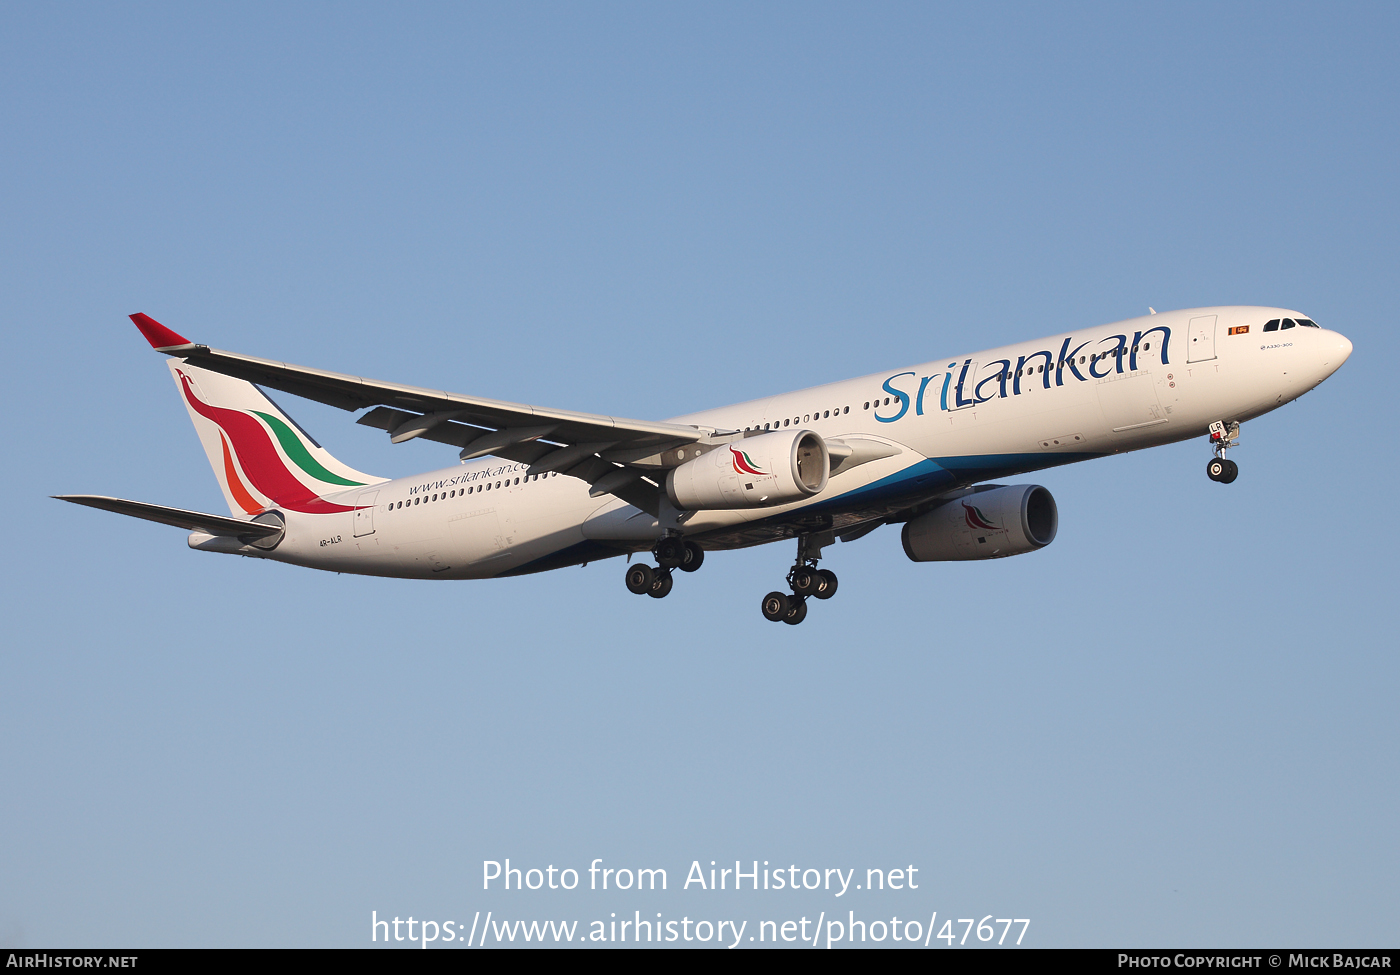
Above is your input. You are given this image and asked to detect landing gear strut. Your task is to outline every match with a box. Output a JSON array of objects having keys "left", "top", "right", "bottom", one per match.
[
  {"left": 761, "top": 532, "right": 838, "bottom": 625},
  {"left": 623, "top": 535, "right": 703, "bottom": 599},
  {"left": 1207, "top": 420, "right": 1240, "bottom": 484}
]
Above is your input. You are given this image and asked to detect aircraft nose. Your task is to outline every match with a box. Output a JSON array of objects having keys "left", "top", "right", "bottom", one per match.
[{"left": 1315, "top": 330, "right": 1353, "bottom": 379}]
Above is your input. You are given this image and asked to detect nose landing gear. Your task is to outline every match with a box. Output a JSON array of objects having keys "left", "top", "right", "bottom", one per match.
[
  {"left": 1206, "top": 457, "right": 1238, "bottom": 483},
  {"left": 1207, "top": 420, "right": 1240, "bottom": 484},
  {"left": 761, "top": 532, "right": 838, "bottom": 624}
]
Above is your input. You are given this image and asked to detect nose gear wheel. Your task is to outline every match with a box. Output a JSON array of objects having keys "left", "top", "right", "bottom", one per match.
[
  {"left": 1207, "top": 458, "right": 1238, "bottom": 483},
  {"left": 1206, "top": 420, "right": 1241, "bottom": 484}
]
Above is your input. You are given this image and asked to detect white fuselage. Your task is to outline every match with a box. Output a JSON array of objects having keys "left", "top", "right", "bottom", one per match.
[{"left": 232, "top": 306, "right": 1350, "bottom": 579}]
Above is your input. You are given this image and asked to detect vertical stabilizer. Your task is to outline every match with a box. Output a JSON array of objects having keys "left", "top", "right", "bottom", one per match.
[{"left": 168, "top": 360, "right": 385, "bottom": 516}]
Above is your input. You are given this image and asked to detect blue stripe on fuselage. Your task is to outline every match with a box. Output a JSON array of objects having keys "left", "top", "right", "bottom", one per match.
[{"left": 805, "top": 450, "right": 1100, "bottom": 513}]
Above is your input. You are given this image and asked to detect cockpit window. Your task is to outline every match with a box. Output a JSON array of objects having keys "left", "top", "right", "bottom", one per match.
[
  {"left": 1263, "top": 319, "right": 1280, "bottom": 332},
  {"left": 1297, "top": 318, "right": 1321, "bottom": 328},
  {"left": 1281, "top": 318, "right": 1296, "bottom": 329}
]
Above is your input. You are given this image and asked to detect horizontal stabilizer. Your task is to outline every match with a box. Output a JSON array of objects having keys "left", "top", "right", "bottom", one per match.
[{"left": 54, "top": 495, "right": 284, "bottom": 538}]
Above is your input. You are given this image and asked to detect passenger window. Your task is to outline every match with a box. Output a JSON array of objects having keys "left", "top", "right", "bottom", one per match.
[
  {"left": 863, "top": 402, "right": 869, "bottom": 410},
  {"left": 804, "top": 415, "right": 810, "bottom": 423},
  {"left": 1143, "top": 343, "right": 1150, "bottom": 351},
  {"left": 1263, "top": 319, "right": 1280, "bottom": 331},
  {"left": 1281, "top": 318, "right": 1296, "bottom": 329},
  {"left": 884, "top": 398, "right": 890, "bottom": 406},
  {"left": 843, "top": 406, "right": 849, "bottom": 414}
]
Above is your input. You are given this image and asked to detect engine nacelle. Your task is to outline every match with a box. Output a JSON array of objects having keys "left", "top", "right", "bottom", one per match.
[
  {"left": 666, "top": 430, "right": 829, "bottom": 510},
  {"left": 901, "top": 484, "right": 1058, "bottom": 562}
]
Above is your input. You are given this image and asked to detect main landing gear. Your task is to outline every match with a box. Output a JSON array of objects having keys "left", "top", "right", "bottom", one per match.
[
  {"left": 761, "top": 534, "right": 838, "bottom": 625},
  {"left": 623, "top": 535, "right": 704, "bottom": 599},
  {"left": 1206, "top": 420, "right": 1241, "bottom": 484}
]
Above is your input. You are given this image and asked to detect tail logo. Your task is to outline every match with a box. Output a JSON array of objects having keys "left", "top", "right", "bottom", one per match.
[
  {"left": 730, "top": 447, "right": 768, "bottom": 477},
  {"left": 177, "top": 369, "right": 364, "bottom": 515}
]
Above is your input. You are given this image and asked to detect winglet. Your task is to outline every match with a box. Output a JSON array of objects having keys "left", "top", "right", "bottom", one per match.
[{"left": 130, "top": 313, "right": 196, "bottom": 351}]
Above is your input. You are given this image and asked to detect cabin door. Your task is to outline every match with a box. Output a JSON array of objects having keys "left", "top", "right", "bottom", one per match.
[
  {"left": 352, "top": 491, "right": 378, "bottom": 537},
  {"left": 1186, "top": 315, "right": 1218, "bottom": 363}
]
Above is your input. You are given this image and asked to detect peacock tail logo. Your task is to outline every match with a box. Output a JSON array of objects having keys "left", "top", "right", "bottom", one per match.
[
  {"left": 962, "top": 501, "right": 1000, "bottom": 531},
  {"left": 177, "top": 369, "right": 366, "bottom": 515},
  {"left": 730, "top": 446, "right": 768, "bottom": 477}
]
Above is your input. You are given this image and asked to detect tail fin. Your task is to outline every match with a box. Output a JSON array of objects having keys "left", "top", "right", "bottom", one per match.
[{"left": 168, "top": 360, "right": 385, "bottom": 516}]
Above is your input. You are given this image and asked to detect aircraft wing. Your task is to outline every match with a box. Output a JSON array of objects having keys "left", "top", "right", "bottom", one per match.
[{"left": 131, "top": 314, "right": 716, "bottom": 513}]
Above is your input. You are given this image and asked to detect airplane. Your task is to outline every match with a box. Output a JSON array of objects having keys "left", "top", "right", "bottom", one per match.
[{"left": 57, "top": 307, "right": 1351, "bottom": 624}]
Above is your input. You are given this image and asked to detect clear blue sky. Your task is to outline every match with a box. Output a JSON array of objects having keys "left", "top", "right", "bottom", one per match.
[{"left": 2, "top": 1, "right": 1396, "bottom": 948}]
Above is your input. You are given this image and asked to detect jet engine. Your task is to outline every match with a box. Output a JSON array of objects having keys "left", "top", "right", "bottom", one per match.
[
  {"left": 901, "top": 484, "right": 1057, "bottom": 562},
  {"left": 666, "top": 430, "right": 829, "bottom": 510}
]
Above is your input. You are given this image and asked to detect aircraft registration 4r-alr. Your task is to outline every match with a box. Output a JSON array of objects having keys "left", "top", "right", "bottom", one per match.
[{"left": 59, "top": 308, "right": 1351, "bottom": 625}]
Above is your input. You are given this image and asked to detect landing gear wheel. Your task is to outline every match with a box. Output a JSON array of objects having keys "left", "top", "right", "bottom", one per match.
[
  {"left": 1218, "top": 459, "right": 1239, "bottom": 483},
  {"left": 761, "top": 591, "right": 791, "bottom": 622},
  {"left": 814, "top": 569, "right": 839, "bottom": 599},
  {"left": 625, "top": 563, "right": 655, "bottom": 594},
  {"left": 647, "top": 568, "right": 673, "bottom": 599},
  {"left": 655, "top": 536, "right": 686, "bottom": 569},
  {"left": 783, "top": 595, "right": 808, "bottom": 625},
  {"left": 1207, "top": 458, "right": 1226, "bottom": 481},
  {"left": 791, "top": 566, "right": 821, "bottom": 597},
  {"left": 678, "top": 541, "right": 705, "bottom": 573}
]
